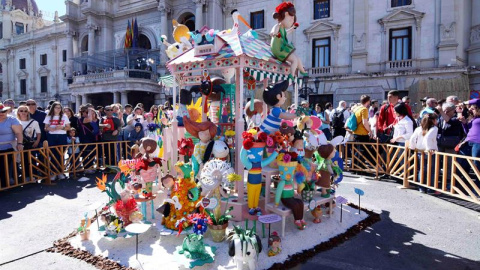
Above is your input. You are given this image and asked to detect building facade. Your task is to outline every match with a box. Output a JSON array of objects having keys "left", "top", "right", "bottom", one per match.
[{"left": 0, "top": 0, "right": 479, "bottom": 112}]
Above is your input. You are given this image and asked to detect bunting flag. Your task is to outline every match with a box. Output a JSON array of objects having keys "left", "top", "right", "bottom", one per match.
[
  {"left": 132, "top": 17, "right": 139, "bottom": 48},
  {"left": 124, "top": 20, "right": 132, "bottom": 49}
]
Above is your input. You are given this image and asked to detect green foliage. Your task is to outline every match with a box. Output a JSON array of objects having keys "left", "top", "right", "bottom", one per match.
[
  {"left": 228, "top": 225, "right": 260, "bottom": 255},
  {"left": 204, "top": 206, "right": 233, "bottom": 225}
]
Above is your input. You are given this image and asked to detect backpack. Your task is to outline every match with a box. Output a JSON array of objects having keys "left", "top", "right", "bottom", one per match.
[
  {"left": 346, "top": 110, "right": 358, "bottom": 132},
  {"left": 331, "top": 109, "right": 346, "bottom": 130}
]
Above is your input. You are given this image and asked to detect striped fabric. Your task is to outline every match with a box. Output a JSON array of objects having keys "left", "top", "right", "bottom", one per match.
[
  {"left": 158, "top": 75, "right": 175, "bottom": 87},
  {"left": 245, "top": 67, "right": 303, "bottom": 88}
]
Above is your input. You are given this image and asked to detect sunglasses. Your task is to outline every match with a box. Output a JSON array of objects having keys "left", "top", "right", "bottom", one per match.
[
  {"left": 0, "top": 111, "right": 7, "bottom": 113},
  {"left": 18, "top": 110, "right": 28, "bottom": 112},
  {"left": 26, "top": 103, "right": 36, "bottom": 106}
]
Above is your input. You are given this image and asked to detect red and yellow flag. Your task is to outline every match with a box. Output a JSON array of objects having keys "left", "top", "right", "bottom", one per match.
[{"left": 124, "top": 20, "right": 132, "bottom": 49}]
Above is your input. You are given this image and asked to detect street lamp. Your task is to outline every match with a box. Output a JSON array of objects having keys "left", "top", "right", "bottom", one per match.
[
  {"left": 299, "top": 74, "right": 314, "bottom": 99},
  {"left": 314, "top": 77, "right": 320, "bottom": 92}
]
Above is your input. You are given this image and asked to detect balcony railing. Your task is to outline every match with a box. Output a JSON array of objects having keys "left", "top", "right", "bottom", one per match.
[
  {"left": 73, "top": 69, "right": 157, "bottom": 83},
  {"left": 309, "top": 66, "right": 332, "bottom": 76},
  {"left": 388, "top": 59, "right": 414, "bottom": 69}
]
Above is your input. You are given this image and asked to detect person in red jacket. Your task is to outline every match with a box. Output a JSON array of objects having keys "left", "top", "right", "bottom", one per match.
[{"left": 377, "top": 90, "right": 413, "bottom": 143}]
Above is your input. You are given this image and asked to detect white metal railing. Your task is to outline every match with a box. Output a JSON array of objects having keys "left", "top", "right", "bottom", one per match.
[
  {"left": 388, "top": 59, "right": 414, "bottom": 69},
  {"left": 309, "top": 66, "right": 332, "bottom": 75},
  {"left": 73, "top": 69, "right": 156, "bottom": 83}
]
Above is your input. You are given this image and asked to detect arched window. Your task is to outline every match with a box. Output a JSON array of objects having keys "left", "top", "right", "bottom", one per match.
[
  {"left": 138, "top": 34, "right": 152, "bottom": 50},
  {"left": 179, "top": 13, "right": 196, "bottom": 31}
]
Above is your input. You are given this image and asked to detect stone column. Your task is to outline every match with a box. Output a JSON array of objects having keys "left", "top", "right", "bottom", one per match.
[
  {"left": 113, "top": 92, "right": 119, "bottom": 104},
  {"left": 76, "top": 95, "right": 81, "bottom": 107},
  {"left": 194, "top": 0, "right": 205, "bottom": 30},
  {"left": 120, "top": 91, "right": 128, "bottom": 105},
  {"left": 87, "top": 24, "right": 96, "bottom": 71},
  {"left": 81, "top": 94, "right": 87, "bottom": 104},
  {"left": 65, "top": 30, "right": 74, "bottom": 78},
  {"left": 351, "top": 0, "right": 368, "bottom": 73},
  {"left": 158, "top": 4, "right": 171, "bottom": 65}
]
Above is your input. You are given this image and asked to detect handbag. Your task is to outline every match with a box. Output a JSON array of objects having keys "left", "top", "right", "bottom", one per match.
[
  {"left": 379, "top": 127, "right": 394, "bottom": 143},
  {"left": 22, "top": 120, "right": 36, "bottom": 148}
]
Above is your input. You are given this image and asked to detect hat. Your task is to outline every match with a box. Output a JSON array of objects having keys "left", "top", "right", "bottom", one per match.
[
  {"left": 0, "top": 103, "right": 11, "bottom": 112},
  {"left": 420, "top": 97, "right": 430, "bottom": 102},
  {"left": 134, "top": 123, "right": 143, "bottom": 128},
  {"left": 301, "top": 100, "right": 309, "bottom": 105},
  {"left": 144, "top": 112, "right": 153, "bottom": 118}
]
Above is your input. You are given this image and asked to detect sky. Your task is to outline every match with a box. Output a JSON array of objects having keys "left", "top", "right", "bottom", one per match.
[{"left": 35, "top": 0, "right": 66, "bottom": 20}]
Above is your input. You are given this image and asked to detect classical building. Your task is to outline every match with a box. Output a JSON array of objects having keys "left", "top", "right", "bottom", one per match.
[{"left": 1, "top": 0, "right": 480, "bottom": 112}]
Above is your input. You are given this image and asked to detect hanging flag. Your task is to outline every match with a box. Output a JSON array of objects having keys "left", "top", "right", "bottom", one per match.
[
  {"left": 132, "top": 17, "right": 139, "bottom": 48},
  {"left": 124, "top": 20, "right": 132, "bottom": 49}
]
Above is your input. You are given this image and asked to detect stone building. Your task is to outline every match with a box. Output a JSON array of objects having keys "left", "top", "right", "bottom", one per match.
[{"left": 1, "top": 0, "right": 480, "bottom": 112}]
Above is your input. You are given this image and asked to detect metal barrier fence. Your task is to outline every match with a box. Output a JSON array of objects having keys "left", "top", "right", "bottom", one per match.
[
  {"left": 340, "top": 142, "right": 480, "bottom": 205},
  {"left": 0, "top": 141, "right": 133, "bottom": 191}
]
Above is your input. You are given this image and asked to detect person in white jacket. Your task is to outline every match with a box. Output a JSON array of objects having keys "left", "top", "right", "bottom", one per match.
[
  {"left": 391, "top": 103, "right": 415, "bottom": 146},
  {"left": 409, "top": 113, "right": 439, "bottom": 193}
]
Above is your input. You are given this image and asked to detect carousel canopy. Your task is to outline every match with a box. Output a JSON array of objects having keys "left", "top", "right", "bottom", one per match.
[{"left": 166, "top": 31, "right": 303, "bottom": 87}]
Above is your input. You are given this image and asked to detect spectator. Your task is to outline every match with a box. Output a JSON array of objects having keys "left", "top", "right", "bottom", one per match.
[
  {"left": 150, "top": 105, "right": 159, "bottom": 118},
  {"left": 19, "top": 101, "right": 26, "bottom": 106},
  {"left": 369, "top": 111, "right": 380, "bottom": 139},
  {"left": 143, "top": 112, "right": 155, "bottom": 133},
  {"left": 391, "top": 103, "right": 414, "bottom": 146},
  {"left": 77, "top": 106, "right": 97, "bottom": 174},
  {"left": 44, "top": 102, "right": 70, "bottom": 181},
  {"left": 420, "top": 98, "right": 439, "bottom": 118},
  {"left": 409, "top": 113, "right": 439, "bottom": 193},
  {"left": 97, "top": 106, "right": 105, "bottom": 117},
  {"left": 128, "top": 123, "right": 144, "bottom": 147},
  {"left": 63, "top": 107, "right": 78, "bottom": 132},
  {"left": 0, "top": 103, "right": 23, "bottom": 187},
  {"left": 378, "top": 90, "right": 402, "bottom": 143},
  {"left": 420, "top": 96, "right": 429, "bottom": 109},
  {"left": 100, "top": 105, "right": 121, "bottom": 165},
  {"left": 3, "top": 99, "right": 16, "bottom": 118},
  {"left": 352, "top": 95, "right": 372, "bottom": 143},
  {"left": 446, "top": 95, "right": 460, "bottom": 105},
  {"left": 438, "top": 103, "right": 464, "bottom": 153},
  {"left": 127, "top": 106, "right": 144, "bottom": 129},
  {"left": 123, "top": 104, "right": 133, "bottom": 127},
  {"left": 459, "top": 100, "right": 480, "bottom": 170},
  {"left": 17, "top": 105, "right": 41, "bottom": 150},
  {"left": 66, "top": 128, "right": 81, "bottom": 170},
  {"left": 402, "top": 96, "right": 411, "bottom": 106},
  {"left": 27, "top": 99, "right": 47, "bottom": 145},
  {"left": 45, "top": 100, "right": 56, "bottom": 114},
  {"left": 331, "top": 100, "right": 349, "bottom": 138},
  {"left": 316, "top": 104, "right": 332, "bottom": 140},
  {"left": 369, "top": 99, "right": 378, "bottom": 118},
  {"left": 325, "top": 102, "right": 334, "bottom": 120}
]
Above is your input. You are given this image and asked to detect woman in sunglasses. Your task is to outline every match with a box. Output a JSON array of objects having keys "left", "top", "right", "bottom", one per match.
[{"left": 17, "top": 105, "right": 41, "bottom": 182}]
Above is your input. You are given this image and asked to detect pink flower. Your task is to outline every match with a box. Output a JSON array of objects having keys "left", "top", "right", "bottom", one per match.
[
  {"left": 266, "top": 136, "right": 274, "bottom": 147},
  {"left": 283, "top": 154, "right": 291, "bottom": 163}
]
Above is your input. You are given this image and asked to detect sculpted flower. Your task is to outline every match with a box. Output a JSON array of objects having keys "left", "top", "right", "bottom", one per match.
[
  {"left": 283, "top": 153, "right": 291, "bottom": 163},
  {"left": 243, "top": 138, "right": 254, "bottom": 150}
]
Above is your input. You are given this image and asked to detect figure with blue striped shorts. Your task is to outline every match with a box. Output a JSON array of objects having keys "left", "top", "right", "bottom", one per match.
[{"left": 260, "top": 80, "right": 297, "bottom": 134}]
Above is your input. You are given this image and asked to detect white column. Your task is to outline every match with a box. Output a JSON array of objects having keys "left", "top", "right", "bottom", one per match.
[
  {"left": 81, "top": 94, "right": 87, "bottom": 104},
  {"left": 194, "top": 0, "right": 204, "bottom": 30},
  {"left": 76, "top": 95, "right": 81, "bottom": 107},
  {"left": 66, "top": 31, "right": 74, "bottom": 78},
  {"left": 159, "top": 5, "right": 170, "bottom": 64},
  {"left": 113, "top": 92, "right": 119, "bottom": 104},
  {"left": 87, "top": 24, "right": 96, "bottom": 71},
  {"left": 171, "top": 75, "right": 179, "bottom": 176},
  {"left": 234, "top": 66, "right": 245, "bottom": 204},
  {"left": 120, "top": 91, "right": 128, "bottom": 105}
]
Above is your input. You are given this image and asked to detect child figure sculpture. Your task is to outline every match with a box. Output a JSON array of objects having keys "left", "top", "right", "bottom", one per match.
[
  {"left": 260, "top": 80, "right": 297, "bottom": 135},
  {"left": 270, "top": 2, "right": 307, "bottom": 78},
  {"left": 240, "top": 130, "right": 279, "bottom": 216},
  {"left": 275, "top": 152, "right": 306, "bottom": 230},
  {"left": 183, "top": 116, "right": 218, "bottom": 178}
]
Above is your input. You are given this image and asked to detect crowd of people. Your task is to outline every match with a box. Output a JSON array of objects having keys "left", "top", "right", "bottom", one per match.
[
  {"left": 1, "top": 91, "right": 479, "bottom": 192},
  {"left": 0, "top": 98, "right": 174, "bottom": 187}
]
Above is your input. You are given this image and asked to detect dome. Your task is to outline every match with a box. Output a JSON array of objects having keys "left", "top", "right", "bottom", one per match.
[{"left": 2, "top": 0, "right": 39, "bottom": 16}]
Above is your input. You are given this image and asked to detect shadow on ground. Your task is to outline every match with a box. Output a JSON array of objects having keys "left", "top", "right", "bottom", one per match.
[
  {"left": 294, "top": 210, "right": 480, "bottom": 270},
  {"left": 0, "top": 172, "right": 109, "bottom": 220}
]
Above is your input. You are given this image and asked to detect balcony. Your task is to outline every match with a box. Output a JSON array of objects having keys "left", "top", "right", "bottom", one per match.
[
  {"left": 387, "top": 59, "right": 414, "bottom": 70},
  {"left": 309, "top": 66, "right": 332, "bottom": 76},
  {"left": 73, "top": 69, "right": 157, "bottom": 84}
]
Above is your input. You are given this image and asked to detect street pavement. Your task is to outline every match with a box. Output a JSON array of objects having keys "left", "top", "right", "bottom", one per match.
[{"left": 0, "top": 172, "right": 479, "bottom": 270}]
